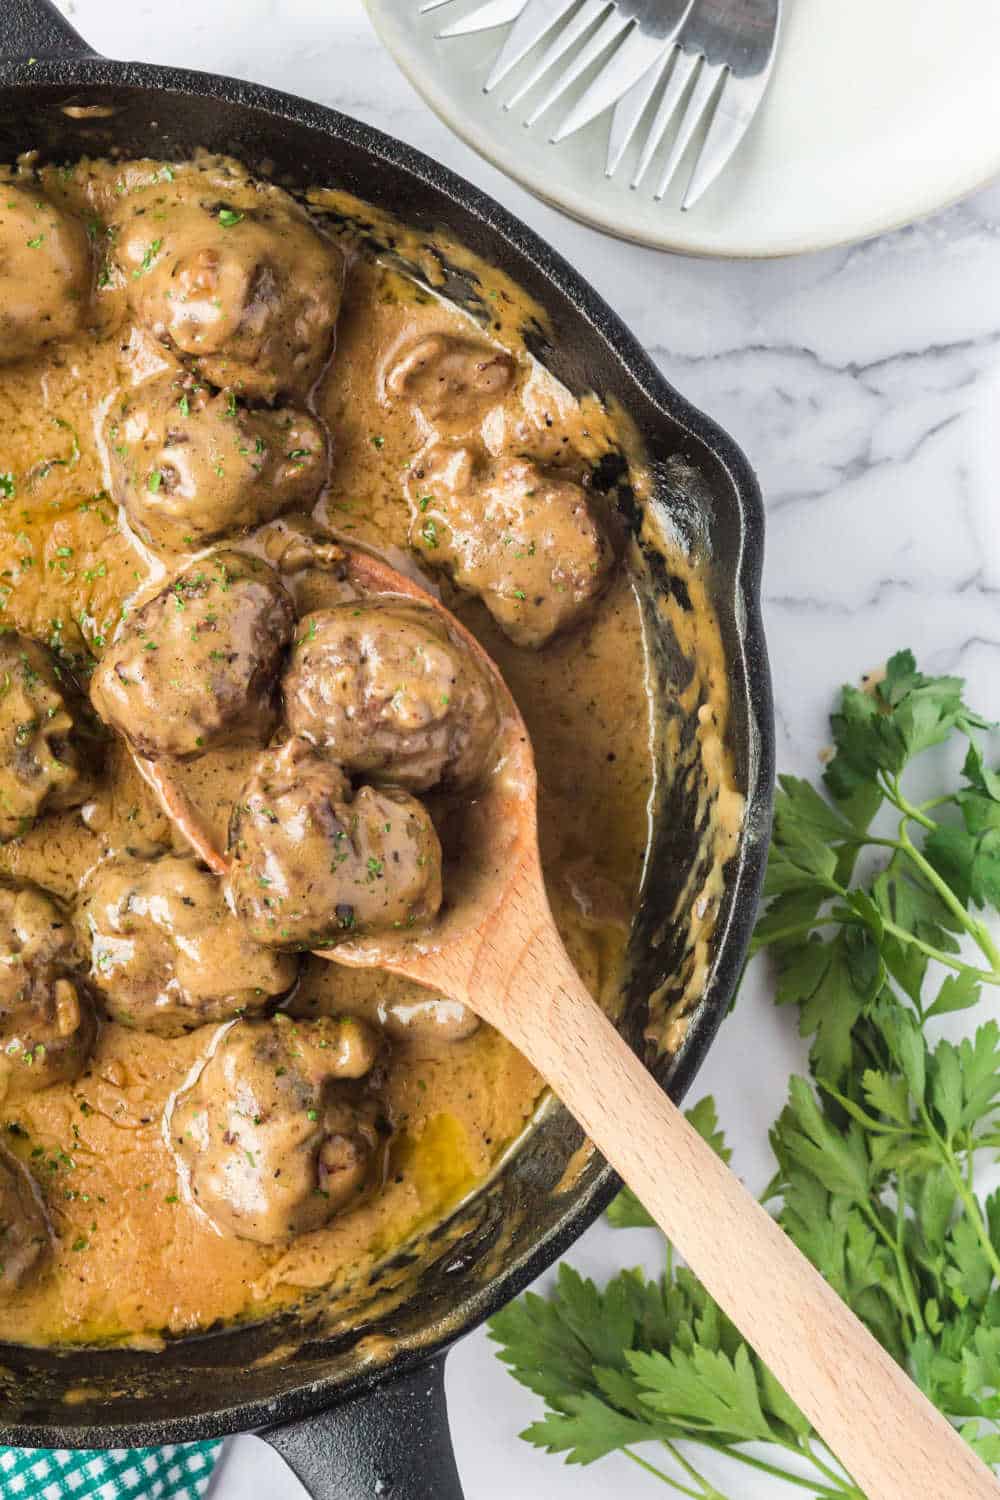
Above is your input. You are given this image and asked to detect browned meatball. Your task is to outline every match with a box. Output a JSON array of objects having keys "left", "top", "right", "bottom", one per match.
[
  {"left": 384, "top": 334, "right": 516, "bottom": 434},
  {"left": 90, "top": 551, "right": 295, "bottom": 759},
  {"left": 76, "top": 854, "right": 298, "bottom": 1036},
  {"left": 282, "top": 601, "right": 498, "bottom": 791},
  {"left": 0, "top": 1148, "right": 51, "bottom": 1294},
  {"left": 106, "top": 367, "right": 328, "bottom": 551},
  {"left": 171, "top": 1014, "right": 379, "bottom": 1244},
  {"left": 0, "top": 881, "right": 96, "bottom": 1100},
  {"left": 409, "top": 448, "right": 615, "bottom": 648},
  {"left": 227, "top": 737, "right": 443, "bottom": 950},
  {"left": 0, "top": 881, "right": 76, "bottom": 970},
  {"left": 0, "top": 183, "right": 91, "bottom": 363},
  {"left": 117, "top": 194, "right": 342, "bottom": 401},
  {"left": 0, "top": 634, "right": 103, "bottom": 842}
]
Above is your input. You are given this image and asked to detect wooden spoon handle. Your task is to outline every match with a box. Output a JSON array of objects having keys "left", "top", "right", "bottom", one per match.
[{"left": 493, "top": 924, "right": 999, "bottom": 1500}]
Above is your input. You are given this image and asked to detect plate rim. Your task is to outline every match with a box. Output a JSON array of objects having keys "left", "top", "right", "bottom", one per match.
[{"left": 364, "top": 0, "right": 1000, "bottom": 259}]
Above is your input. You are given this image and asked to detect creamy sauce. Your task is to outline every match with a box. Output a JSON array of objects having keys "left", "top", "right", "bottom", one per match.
[{"left": 0, "top": 155, "right": 654, "bottom": 1346}]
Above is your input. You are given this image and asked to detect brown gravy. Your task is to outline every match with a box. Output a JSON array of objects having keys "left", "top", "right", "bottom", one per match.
[{"left": 0, "top": 155, "right": 654, "bottom": 1346}]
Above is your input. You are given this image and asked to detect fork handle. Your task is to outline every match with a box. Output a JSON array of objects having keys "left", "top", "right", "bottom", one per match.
[{"left": 486, "top": 915, "right": 1000, "bottom": 1500}]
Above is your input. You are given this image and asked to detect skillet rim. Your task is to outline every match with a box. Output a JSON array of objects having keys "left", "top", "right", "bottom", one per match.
[{"left": 0, "top": 53, "right": 775, "bottom": 1447}]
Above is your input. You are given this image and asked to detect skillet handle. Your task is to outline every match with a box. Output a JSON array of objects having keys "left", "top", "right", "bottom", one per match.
[
  {"left": 5, "top": 0, "right": 95, "bottom": 59},
  {"left": 260, "top": 1353, "right": 465, "bottom": 1500}
]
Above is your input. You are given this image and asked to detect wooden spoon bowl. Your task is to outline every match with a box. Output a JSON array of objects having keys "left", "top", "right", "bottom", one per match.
[{"left": 135, "top": 547, "right": 999, "bottom": 1500}]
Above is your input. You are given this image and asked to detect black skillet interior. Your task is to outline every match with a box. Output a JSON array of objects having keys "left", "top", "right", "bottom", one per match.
[{"left": 0, "top": 0, "right": 773, "bottom": 1484}]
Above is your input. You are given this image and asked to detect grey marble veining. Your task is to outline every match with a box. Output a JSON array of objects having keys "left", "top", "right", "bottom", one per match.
[{"left": 23, "top": 3, "right": 1000, "bottom": 1495}]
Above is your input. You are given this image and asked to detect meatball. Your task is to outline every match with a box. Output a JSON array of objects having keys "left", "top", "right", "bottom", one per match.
[
  {"left": 0, "top": 881, "right": 96, "bottom": 1100},
  {"left": 90, "top": 551, "right": 295, "bottom": 758},
  {"left": 384, "top": 334, "right": 516, "bottom": 434},
  {"left": 0, "top": 1149, "right": 51, "bottom": 1294},
  {"left": 76, "top": 854, "right": 298, "bottom": 1036},
  {"left": 117, "top": 195, "right": 342, "bottom": 401},
  {"left": 0, "top": 880, "right": 76, "bottom": 970},
  {"left": 106, "top": 368, "right": 328, "bottom": 551},
  {"left": 172, "top": 1013, "right": 379, "bottom": 1244},
  {"left": 410, "top": 449, "right": 615, "bottom": 648},
  {"left": 0, "top": 633, "right": 103, "bottom": 842},
  {"left": 283, "top": 601, "right": 498, "bottom": 791},
  {"left": 227, "top": 737, "right": 443, "bottom": 950},
  {"left": 0, "top": 183, "right": 91, "bottom": 363}
]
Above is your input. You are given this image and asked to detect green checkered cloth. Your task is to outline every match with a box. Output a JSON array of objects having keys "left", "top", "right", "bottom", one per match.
[{"left": 0, "top": 1442, "right": 222, "bottom": 1499}]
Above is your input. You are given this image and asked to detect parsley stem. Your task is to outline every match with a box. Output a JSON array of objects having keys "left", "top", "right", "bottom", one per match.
[
  {"left": 888, "top": 790, "right": 937, "bottom": 833},
  {"left": 814, "top": 1105, "right": 923, "bottom": 1337},
  {"left": 754, "top": 861, "right": 998, "bottom": 980},
  {"left": 936, "top": 1131, "right": 1000, "bottom": 1282},
  {"left": 966, "top": 1133, "right": 1000, "bottom": 1151},
  {"left": 880, "top": 774, "right": 1000, "bottom": 972},
  {"left": 876, "top": 913, "right": 997, "bottom": 983},
  {"left": 710, "top": 1442, "right": 852, "bottom": 1497},
  {"left": 654, "top": 1439, "right": 850, "bottom": 1498},
  {"left": 895, "top": 816, "right": 1000, "bottom": 974},
  {"left": 918, "top": 793, "right": 959, "bottom": 815},
  {"left": 659, "top": 1439, "right": 729, "bottom": 1497},
  {"left": 623, "top": 1446, "right": 707, "bottom": 1495},
  {"left": 750, "top": 917, "right": 841, "bottom": 953},
  {"left": 893, "top": 1169, "right": 926, "bottom": 1337},
  {"left": 800, "top": 1438, "right": 863, "bottom": 1495},
  {"left": 916, "top": 1101, "right": 1000, "bottom": 1280},
  {"left": 856, "top": 1194, "right": 925, "bottom": 1337}
]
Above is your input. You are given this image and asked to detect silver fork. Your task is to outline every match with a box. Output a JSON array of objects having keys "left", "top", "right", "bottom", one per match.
[
  {"left": 484, "top": 0, "right": 693, "bottom": 135},
  {"left": 422, "top": 0, "right": 782, "bottom": 209},
  {"left": 608, "top": 0, "right": 781, "bottom": 206}
]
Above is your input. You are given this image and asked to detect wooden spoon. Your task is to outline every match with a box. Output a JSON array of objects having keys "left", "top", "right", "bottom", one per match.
[{"left": 139, "top": 549, "right": 999, "bottom": 1500}]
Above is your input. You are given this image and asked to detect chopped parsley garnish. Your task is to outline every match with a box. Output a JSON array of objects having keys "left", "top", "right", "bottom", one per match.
[{"left": 132, "top": 237, "right": 163, "bottom": 278}]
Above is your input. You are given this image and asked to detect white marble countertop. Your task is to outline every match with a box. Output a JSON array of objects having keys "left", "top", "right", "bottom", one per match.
[{"left": 31, "top": 1, "right": 1000, "bottom": 1495}]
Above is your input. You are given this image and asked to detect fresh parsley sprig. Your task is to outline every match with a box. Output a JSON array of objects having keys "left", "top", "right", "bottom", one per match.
[
  {"left": 493, "top": 1103, "right": 871, "bottom": 1498},
  {"left": 490, "top": 651, "right": 1000, "bottom": 1497}
]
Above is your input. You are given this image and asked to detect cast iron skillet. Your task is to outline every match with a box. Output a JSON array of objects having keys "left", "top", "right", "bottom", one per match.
[{"left": 0, "top": 3, "right": 774, "bottom": 1496}]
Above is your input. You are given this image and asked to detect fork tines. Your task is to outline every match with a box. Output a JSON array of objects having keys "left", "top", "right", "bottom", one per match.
[{"left": 422, "top": 0, "right": 782, "bottom": 210}]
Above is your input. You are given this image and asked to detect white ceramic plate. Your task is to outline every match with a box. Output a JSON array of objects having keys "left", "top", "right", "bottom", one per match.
[{"left": 364, "top": 0, "right": 1000, "bottom": 257}]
